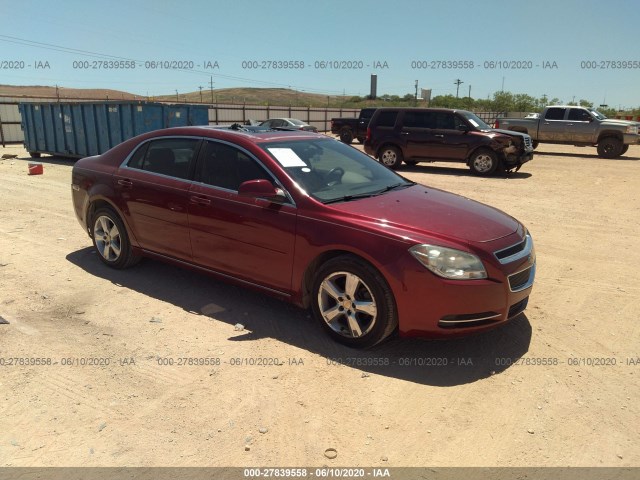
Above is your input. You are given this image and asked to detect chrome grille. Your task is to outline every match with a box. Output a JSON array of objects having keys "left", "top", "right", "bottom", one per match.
[
  {"left": 494, "top": 234, "right": 533, "bottom": 264},
  {"left": 523, "top": 135, "right": 533, "bottom": 150},
  {"left": 508, "top": 265, "right": 535, "bottom": 292}
]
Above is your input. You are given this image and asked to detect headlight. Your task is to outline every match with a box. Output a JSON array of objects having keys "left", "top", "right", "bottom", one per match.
[
  {"left": 626, "top": 125, "right": 638, "bottom": 134},
  {"left": 409, "top": 244, "right": 487, "bottom": 280}
]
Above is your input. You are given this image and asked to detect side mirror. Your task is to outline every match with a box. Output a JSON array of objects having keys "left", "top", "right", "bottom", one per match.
[{"left": 238, "top": 179, "right": 286, "bottom": 202}]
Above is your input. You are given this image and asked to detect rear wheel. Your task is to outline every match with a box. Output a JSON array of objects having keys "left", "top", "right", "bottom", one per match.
[
  {"left": 404, "top": 159, "right": 419, "bottom": 166},
  {"left": 469, "top": 148, "right": 499, "bottom": 176},
  {"left": 378, "top": 145, "right": 403, "bottom": 169},
  {"left": 29, "top": 151, "right": 41, "bottom": 158},
  {"left": 356, "top": 136, "right": 365, "bottom": 144},
  {"left": 532, "top": 141, "right": 539, "bottom": 149},
  {"left": 597, "top": 137, "right": 623, "bottom": 158},
  {"left": 91, "top": 207, "right": 140, "bottom": 269},
  {"left": 339, "top": 128, "right": 354, "bottom": 144},
  {"left": 312, "top": 256, "right": 397, "bottom": 348}
]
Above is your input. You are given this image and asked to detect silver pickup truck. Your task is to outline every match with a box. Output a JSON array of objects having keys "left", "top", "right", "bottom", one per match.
[{"left": 495, "top": 106, "right": 640, "bottom": 158}]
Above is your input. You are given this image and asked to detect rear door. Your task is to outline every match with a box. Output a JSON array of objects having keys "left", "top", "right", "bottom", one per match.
[
  {"left": 188, "top": 140, "right": 297, "bottom": 292},
  {"left": 114, "top": 137, "right": 201, "bottom": 261},
  {"left": 539, "top": 107, "right": 569, "bottom": 141},
  {"left": 401, "top": 110, "right": 436, "bottom": 159}
]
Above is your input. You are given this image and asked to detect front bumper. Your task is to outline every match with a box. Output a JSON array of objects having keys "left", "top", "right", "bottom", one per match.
[
  {"left": 504, "top": 150, "right": 534, "bottom": 168},
  {"left": 390, "top": 232, "right": 535, "bottom": 338}
]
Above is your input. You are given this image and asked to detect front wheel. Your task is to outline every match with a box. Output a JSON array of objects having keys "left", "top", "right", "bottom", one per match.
[
  {"left": 532, "top": 141, "right": 539, "bottom": 150},
  {"left": 312, "top": 256, "right": 397, "bottom": 348},
  {"left": 469, "top": 148, "right": 499, "bottom": 176},
  {"left": 92, "top": 207, "right": 140, "bottom": 269},
  {"left": 620, "top": 144, "right": 629, "bottom": 155},
  {"left": 597, "top": 137, "right": 623, "bottom": 158},
  {"left": 378, "top": 145, "right": 403, "bottom": 170}
]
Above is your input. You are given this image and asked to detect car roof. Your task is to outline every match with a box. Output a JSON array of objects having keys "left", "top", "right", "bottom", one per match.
[
  {"left": 139, "top": 125, "right": 322, "bottom": 145},
  {"left": 371, "top": 107, "right": 473, "bottom": 115}
]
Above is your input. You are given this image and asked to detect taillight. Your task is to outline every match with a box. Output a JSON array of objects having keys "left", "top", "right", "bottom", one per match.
[{"left": 366, "top": 127, "right": 371, "bottom": 142}]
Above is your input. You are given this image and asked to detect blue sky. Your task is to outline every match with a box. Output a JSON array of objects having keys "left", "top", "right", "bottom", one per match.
[{"left": 1, "top": 0, "right": 639, "bottom": 108}]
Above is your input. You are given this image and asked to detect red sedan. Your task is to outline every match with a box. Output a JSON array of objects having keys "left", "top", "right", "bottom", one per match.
[{"left": 71, "top": 126, "right": 535, "bottom": 347}]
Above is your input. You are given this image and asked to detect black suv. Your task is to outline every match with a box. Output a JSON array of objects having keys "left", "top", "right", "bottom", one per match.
[{"left": 363, "top": 108, "right": 534, "bottom": 175}]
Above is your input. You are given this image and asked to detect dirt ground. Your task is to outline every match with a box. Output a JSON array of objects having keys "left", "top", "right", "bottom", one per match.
[{"left": 0, "top": 141, "right": 638, "bottom": 468}]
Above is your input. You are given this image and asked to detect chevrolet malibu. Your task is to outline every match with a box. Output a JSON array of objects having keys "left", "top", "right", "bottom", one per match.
[{"left": 71, "top": 127, "right": 535, "bottom": 348}]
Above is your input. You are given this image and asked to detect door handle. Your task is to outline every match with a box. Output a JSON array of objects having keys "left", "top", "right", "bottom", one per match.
[
  {"left": 401, "top": 132, "right": 409, "bottom": 135},
  {"left": 117, "top": 179, "right": 133, "bottom": 188},
  {"left": 190, "top": 196, "right": 211, "bottom": 206},
  {"left": 566, "top": 123, "right": 573, "bottom": 126},
  {"left": 434, "top": 134, "right": 444, "bottom": 138}
]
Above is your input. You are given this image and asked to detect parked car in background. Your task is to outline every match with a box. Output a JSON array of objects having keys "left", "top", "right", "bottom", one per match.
[
  {"left": 331, "top": 107, "right": 377, "bottom": 144},
  {"left": 71, "top": 126, "right": 535, "bottom": 347},
  {"left": 364, "top": 108, "right": 534, "bottom": 175},
  {"left": 495, "top": 106, "right": 640, "bottom": 157},
  {"left": 259, "top": 118, "right": 318, "bottom": 132}
]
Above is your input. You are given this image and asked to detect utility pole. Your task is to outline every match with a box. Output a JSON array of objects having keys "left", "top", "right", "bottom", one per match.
[
  {"left": 199, "top": 86, "right": 203, "bottom": 103},
  {"left": 501, "top": 77, "right": 505, "bottom": 92},
  {"left": 454, "top": 79, "right": 464, "bottom": 98},
  {"left": 175, "top": 90, "right": 179, "bottom": 102},
  {"left": 468, "top": 85, "right": 472, "bottom": 106},
  {"left": 209, "top": 76, "right": 214, "bottom": 104},
  {"left": 414, "top": 80, "right": 418, "bottom": 106}
]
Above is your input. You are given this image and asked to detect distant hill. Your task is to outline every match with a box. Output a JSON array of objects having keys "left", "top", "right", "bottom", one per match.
[
  {"left": 0, "top": 85, "right": 370, "bottom": 108},
  {"left": 154, "top": 87, "right": 349, "bottom": 107},
  {"left": 0, "top": 84, "right": 140, "bottom": 100}
]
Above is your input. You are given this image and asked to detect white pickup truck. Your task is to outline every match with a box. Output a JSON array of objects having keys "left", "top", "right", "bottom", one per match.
[{"left": 495, "top": 106, "right": 640, "bottom": 158}]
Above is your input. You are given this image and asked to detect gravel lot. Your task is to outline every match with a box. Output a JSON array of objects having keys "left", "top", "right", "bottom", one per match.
[{"left": 0, "top": 142, "right": 638, "bottom": 467}]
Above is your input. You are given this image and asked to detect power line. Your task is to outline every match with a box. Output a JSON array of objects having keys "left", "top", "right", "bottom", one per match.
[{"left": 0, "top": 34, "right": 361, "bottom": 96}]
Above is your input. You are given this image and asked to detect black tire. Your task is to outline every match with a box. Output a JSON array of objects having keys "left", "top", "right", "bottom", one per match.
[
  {"left": 91, "top": 207, "right": 140, "bottom": 269},
  {"left": 597, "top": 137, "right": 623, "bottom": 158},
  {"left": 532, "top": 141, "right": 539, "bottom": 150},
  {"left": 620, "top": 144, "right": 629, "bottom": 155},
  {"left": 29, "top": 151, "right": 41, "bottom": 158},
  {"left": 356, "top": 136, "right": 365, "bottom": 144},
  {"left": 311, "top": 255, "right": 398, "bottom": 348},
  {"left": 377, "top": 145, "right": 403, "bottom": 170},
  {"left": 469, "top": 148, "right": 499, "bottom": 176},
  {"left": 339, "top": 128, "right": 354, "bottom": 144},
  {"left": 404, "top": 159, "right": 419, "bottom": 166}
]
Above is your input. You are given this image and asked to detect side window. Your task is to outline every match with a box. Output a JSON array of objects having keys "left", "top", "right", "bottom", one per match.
[
  {"left": 435, "top": 113, "right": 455, "bottom": 130},
  {"left": 375, "top": 110, "right": 398, "bottom": 127},
  {"left": 404, "top": 111, "right": 434, "bottom": 128},
  {"left": 196, "top": 141, "right": 272, "bottom": 191},
  {"left": 128, "top": 138, "right": 199, "bottom": 179},
  {"left": 126, "top": 142, "right": 149, "bottom": 170},
  {"left": 568, "top": 109, "right": 592, "bottom": 121},
  {"left": 545, "top": 108, "right": 566, "bottom": 120}
]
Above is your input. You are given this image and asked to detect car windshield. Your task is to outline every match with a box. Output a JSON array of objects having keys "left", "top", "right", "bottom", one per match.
[
  {"left": 588, "top": 109, "right": 607, "bottom": 120},
  {"left": 287, "top": 119, "right": 305, "bottom": 126},
  {"left": 260, "top": 138, "right": 413, "bottom": 203},
  {"left": 459, "top": 111, "right": 492, "bottom": 130}
]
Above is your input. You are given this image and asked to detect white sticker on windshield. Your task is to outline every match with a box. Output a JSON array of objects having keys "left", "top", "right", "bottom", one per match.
[
  {"left": 468, "top": 119, "right": 479, "bottom": 127},
  {"left": 268, "top": 148, "right": 307, "bottom": 167}
]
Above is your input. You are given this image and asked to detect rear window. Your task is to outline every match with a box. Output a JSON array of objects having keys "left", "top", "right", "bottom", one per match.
[
  {"left": 545, "top": 108, "right": 566, "bottom": 120},
  {"left": 404, "top": 111, "right": 434, "bottom": 128},
  {"left": 374, "top": 110, "right": 398, "bottom": 127}
]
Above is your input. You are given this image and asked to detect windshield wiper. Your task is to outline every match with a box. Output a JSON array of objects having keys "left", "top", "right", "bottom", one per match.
[
  {"left": 322, "top": 182, "right": 415, "bottom": 204},
  {"left": 374, "top": 182, "right": 415, "bottom": 195}
]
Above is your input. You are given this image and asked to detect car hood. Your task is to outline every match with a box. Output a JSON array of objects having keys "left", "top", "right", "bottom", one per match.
[
  {"left": 601, "top": 119, "right": 639, "bottom": 127},
  {"left": 328, "top": 184, "right": 519, "bottom": 243},
  {"left": 492, "top": 128, "right": 530, "bottom": 140}
]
